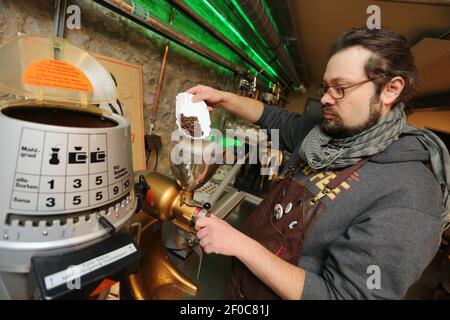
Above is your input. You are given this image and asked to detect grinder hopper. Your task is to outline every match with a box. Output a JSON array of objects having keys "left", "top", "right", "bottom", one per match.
[{"left": 169, "top": 133, "right": 223, "bottom": 206}]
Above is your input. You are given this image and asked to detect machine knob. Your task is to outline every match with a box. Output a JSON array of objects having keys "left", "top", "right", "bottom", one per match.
[
  {"left": 135, "top": 175, "right": 155, "bottom": 213},
  {"left": 202, "top": 202, "right": 211, "bottom": 210},
  {"left": 135, "top": 175, "right": 149, "bottom": 198}
]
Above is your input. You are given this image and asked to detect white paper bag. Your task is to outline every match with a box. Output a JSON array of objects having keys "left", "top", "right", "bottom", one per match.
[{"left": 175, "top": 92, "right": 211, "bottom": 139}]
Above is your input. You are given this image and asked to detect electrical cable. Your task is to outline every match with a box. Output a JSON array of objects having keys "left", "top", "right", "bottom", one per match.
[{"left": 146, "top": 147, "right": 159, "bottom": 171}]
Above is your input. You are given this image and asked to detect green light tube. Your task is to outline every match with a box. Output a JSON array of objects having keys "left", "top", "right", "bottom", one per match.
[
  {"left": 228, "top": 0, "right": 294, "bottom": 85},
  {"left": 200, "top": 0, "right": 278, "bottom": 77}
]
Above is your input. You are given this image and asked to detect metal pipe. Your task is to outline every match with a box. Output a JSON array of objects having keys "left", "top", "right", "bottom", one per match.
[
  {"left": 209, "top": 151, "right": 249, "bottom": 207},
  {"left": 96, "top": 0, "right": 246, "bottom": 75},
  {"left": 225, "top": 1, "right": 295, "bottom": 87},
  {"left": 170, "top": 0, "right": 288, "bottom": 88},
  {"left": 209, "top": 163, "right": 241, "bottom": 207},
  {"left": 236, "top": 0, "right": 302, "bottom": 87},
  {"left": 204, "top": 0, "right": 294, "bottom": 89},
  {"left": 53, "top": 0, "right": 67, "bottom": 37},
  {"left": 286, "top": 0, "right": 309, "bottom": 85}
]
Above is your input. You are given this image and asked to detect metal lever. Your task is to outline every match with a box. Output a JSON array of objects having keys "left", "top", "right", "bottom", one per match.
[
  {"left": 97, "top": 213, "right": 116, "bottom": 235},
  {"left": 134, "top": 175, "right": 150, "bottom": 212},
  {"left": 129, "top": 222, "right": 142, "bottom": 246},
  {"left": 192, "top": 243, "right": 205, "bottom": 280}
]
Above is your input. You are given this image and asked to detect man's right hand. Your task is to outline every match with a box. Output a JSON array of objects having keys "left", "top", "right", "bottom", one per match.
[
  {"left": 186, "top": 85, "right": 225, "bottom": 111},
  {"left": 185, "top": 84, "right": 264, "bottom": 124}
]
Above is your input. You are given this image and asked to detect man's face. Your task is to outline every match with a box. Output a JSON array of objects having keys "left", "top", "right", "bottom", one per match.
[{"left": 320, "top": 46, "right": 383, "bottom": 138}]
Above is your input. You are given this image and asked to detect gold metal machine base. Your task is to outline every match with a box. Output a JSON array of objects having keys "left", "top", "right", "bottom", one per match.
[{"left": 120, "top": 211, "right": 198, "bottom": 300}]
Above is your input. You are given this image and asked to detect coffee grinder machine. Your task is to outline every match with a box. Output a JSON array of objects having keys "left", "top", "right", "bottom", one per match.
[
  {"left": 0, "top": 35, "right": 141, "bottom": 299},
  {"left": 121, "top": 133, "right": 247, "bottom": 299}
]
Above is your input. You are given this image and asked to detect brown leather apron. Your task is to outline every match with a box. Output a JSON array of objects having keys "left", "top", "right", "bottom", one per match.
[{"left": 224, "top": 157, "right": 368, "bottom": 300}]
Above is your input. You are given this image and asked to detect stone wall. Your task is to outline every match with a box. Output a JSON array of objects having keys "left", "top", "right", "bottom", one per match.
[{"left": 0, "top": 0, "right": 236, "bottom": 175}]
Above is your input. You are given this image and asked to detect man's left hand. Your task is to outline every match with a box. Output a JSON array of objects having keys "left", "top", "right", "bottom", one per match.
[{"left": 195, "top": 215, "right": 245, "bottom": 256}]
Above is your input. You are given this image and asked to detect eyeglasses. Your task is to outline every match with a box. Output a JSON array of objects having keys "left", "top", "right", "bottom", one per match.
[{"left": 317, "top": 78, "right": 376, "bottom": 100}]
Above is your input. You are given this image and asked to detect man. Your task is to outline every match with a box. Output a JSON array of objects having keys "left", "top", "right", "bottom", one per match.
[{"left": 187, "top": 27, "right": 450, "bottom": 300}]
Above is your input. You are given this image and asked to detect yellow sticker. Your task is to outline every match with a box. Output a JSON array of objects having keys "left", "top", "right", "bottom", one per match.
[{"left": 23, "top": 59, "right": 93, "bottom": 92}]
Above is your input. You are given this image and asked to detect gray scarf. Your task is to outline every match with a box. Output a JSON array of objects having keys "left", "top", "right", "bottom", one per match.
[{"left": 299, "top": 103, "right": 450, "bottom": 229}]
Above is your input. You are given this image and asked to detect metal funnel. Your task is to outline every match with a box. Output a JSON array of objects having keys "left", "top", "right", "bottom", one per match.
[{"left": 170, "top": 133, "right": 223, "bottom": 192}]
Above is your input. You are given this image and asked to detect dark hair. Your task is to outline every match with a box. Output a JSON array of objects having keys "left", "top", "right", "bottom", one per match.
[{"left": 330, "top": 27, "right": 417, "bottom": 112}]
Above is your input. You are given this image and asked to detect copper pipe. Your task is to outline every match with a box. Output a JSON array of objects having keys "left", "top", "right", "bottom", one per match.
[
  {"left": 153, "top": 44, "right": 169, "bottom": 120},
  {"left": 170, "top": 0, "right": 288, "bottom": 88},
  {"left": 117, "top": 0, "right": 133, "bottom": 12}
]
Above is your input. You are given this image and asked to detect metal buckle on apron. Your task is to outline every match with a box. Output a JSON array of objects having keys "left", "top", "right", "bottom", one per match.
[
  {"left": 236, "top": 281, "right": 247, "bottom": 300},
  {"left": 309, "top": 186, "right": 331, "bottom": 206},
  {"left": 276, "top": 164, "right": 295, "bottom": 181},
  {"left": 307, "top": 158, "right": 369, "bottom": 207}
]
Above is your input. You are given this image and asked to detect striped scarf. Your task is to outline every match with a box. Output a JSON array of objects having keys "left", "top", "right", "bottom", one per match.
[
  {"left": 299, "top": 103, "right": 450, "bottom": 229},
  {"left": 299, "top": 103, "right": 405, "bottom": 170}
]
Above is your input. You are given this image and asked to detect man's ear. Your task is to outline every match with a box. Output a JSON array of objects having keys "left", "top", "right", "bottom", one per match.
[{"left": 380, "top": 76, "right": 405, "bottom": 106}]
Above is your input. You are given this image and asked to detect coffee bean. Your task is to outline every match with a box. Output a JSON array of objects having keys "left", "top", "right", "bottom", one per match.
[{"left": 180, "top": 114, "right": 203, "bottom": 138}]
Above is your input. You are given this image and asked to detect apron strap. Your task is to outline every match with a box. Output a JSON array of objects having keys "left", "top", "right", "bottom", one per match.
[
  {"left": 309, "top": 157, "right": 370, "bottom": 206},
  {"left": 279, "top": 145, "right": 304, "bottom": 177},
  {"left": 327, "top": 157, "right": 370, "bottom": 189}
]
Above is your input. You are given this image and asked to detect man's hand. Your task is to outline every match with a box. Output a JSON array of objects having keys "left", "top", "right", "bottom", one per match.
[
  {"left": 186, "top": 85, "right": 225, "bottom": 111},
  {"left": 195, "top": 215, "right": 245, "bottom": 256},
  {"left": 195, "top": 214, "right": 305, "bottom": 300},
  {"left": 185, "top": 84, "right": 264, "bottom": 123}
]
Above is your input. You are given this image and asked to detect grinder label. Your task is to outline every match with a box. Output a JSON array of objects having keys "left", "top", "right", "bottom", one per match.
[
  {"left": 23, "top": 59, "right": 93, "bottom": 93},
  {"left": 10, "top": 127, "right": 131, "bottom": 212}
]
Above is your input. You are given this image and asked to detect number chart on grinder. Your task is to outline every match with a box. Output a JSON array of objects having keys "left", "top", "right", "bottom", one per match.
[{"left": 10, "top": 127, "right": 131, "bottom": 213}]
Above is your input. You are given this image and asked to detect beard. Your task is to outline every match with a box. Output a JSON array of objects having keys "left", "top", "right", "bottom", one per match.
[{"left": 321, "top": 96, "right": 382, "bottom": 138}]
